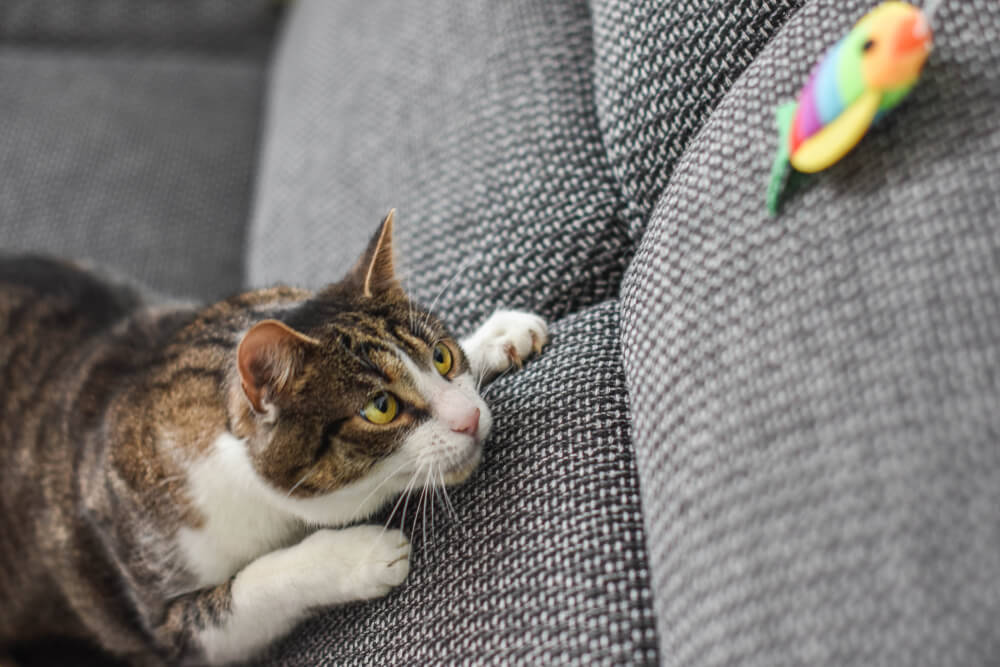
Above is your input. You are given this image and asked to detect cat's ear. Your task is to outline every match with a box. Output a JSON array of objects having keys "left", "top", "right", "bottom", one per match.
[
  {"left": 237, "top": 320, "right": 318, "bottom": 418},
  {"left": 345, "top": 209, "right": 401, "bottom": 297}
]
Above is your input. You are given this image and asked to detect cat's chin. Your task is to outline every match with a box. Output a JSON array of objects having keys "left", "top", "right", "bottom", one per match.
[{"left": 441, "top": 444, "right": 483, "bottom": 485}]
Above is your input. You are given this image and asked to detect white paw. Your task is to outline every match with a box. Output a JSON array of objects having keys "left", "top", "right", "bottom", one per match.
[
  {"left": 299, "top": 526, "right": 411, "bottom": 602},
  {"left": 461, "top": 310, "right": 549, "bottom": 379}
]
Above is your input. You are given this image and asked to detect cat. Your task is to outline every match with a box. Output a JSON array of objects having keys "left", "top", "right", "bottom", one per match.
[{"left": 0, "top": 211, "right": 548, "bottom": 666}]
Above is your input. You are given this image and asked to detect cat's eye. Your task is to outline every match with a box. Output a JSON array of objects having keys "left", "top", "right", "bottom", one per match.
[
  {"left": 432, "top": 342, "right": 453, "bottom": 376},
  {"left": 361, "top": 392, "right": 398, "bottom": 424}
]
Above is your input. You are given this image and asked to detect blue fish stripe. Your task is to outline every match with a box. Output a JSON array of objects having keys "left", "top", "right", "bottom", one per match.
[{"left": 815, "top": 39, "right": 845, "bottom": 125}]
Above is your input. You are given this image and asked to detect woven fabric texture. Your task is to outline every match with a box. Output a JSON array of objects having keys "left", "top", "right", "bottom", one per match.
[
  {"left": 590, "top": 0, "right": 806, "bottom": 237},
  {"left": 247, "top": 0, "right": 630, "bottom": 334},
  {"left": 256, "top": 301, "right": 659, "bottom": 665},
  {"left": 621, "top": 1, "right": 1000, "bottom": 665},
  {"left": 0, "top": 47, "right": 268, "bottom": 301}
]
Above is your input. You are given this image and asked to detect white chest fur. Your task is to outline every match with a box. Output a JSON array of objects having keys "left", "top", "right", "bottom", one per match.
[{"left": 178, "top": 433, "right": 305, "bottom": 587}]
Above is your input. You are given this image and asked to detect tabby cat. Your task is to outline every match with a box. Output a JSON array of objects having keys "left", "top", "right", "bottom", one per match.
[{"left": 0, "top": 211, "right": 547, "bottom": 665}]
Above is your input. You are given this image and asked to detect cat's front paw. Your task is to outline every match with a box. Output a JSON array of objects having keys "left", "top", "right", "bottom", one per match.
[
  {"left": 300, "top": 525, "right": 411, "bottom": 602},
  {"left": 461, "top": 310, "right": 549, "bottom": 380}
]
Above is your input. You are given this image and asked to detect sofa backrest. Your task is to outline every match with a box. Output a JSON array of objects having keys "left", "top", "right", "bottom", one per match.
[
  {"left": 0, "top": 0, "right": 276, "bottom": 55},
  {"left": 622, "top": 0, "right": 1000, "bottom": 663},
  {"left": 590, "top": 0, "right": 806, "bottom": 240}
]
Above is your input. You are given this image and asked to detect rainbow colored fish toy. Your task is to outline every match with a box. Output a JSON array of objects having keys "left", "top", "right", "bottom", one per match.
[{"left": 767, "top": 1, "right": 933, "bottom": 215}]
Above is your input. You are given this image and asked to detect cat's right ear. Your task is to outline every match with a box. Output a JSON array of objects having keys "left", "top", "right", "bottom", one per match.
[
  {"left": 343, "top": 209, "right": 401, "bottom": 297},
  {"left": 237, "top": 320, "right": 318, "bottom": 420}
]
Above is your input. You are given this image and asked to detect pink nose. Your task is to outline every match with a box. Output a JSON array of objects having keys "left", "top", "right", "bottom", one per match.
[{"left": 450, "top": 407, "right": 480, "bottom": 436}]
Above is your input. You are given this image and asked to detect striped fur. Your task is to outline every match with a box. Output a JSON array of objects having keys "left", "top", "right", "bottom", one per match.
[{"left": 0, "top": 214, "right": 547, "bottom": 665}]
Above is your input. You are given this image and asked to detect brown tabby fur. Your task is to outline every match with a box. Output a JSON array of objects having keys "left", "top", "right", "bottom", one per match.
[{"left": 0, "top": 215, "right": 467, "bottom": 665}]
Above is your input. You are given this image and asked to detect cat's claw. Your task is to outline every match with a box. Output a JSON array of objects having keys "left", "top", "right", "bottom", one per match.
[
  {"left": 462, "top": 310, "right": 549, "bottom": 379},
  {"left": 353, "top": 527, "right": 411, "bottom": 596}
]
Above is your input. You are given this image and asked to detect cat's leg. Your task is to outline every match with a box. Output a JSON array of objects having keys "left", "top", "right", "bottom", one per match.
[
  {"left": 161, "top": 526, "right": 410, "bottom": 665},
  {"left": 460, "top": 310, "right": 549, "bottom": 382}
]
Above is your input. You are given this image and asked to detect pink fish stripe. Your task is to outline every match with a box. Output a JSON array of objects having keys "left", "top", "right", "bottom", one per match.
[{"left": 791, "top": 70, "right": 824, "bottom": 152}]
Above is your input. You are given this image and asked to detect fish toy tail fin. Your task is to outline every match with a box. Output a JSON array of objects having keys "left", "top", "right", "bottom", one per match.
[{"left": 767, "top": 102, "right": 797, "bottom": 216}]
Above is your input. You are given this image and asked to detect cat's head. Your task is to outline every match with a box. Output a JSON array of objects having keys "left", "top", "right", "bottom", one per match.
[{"left": 229, "top": 211, "right": 489, "bottom": 524}]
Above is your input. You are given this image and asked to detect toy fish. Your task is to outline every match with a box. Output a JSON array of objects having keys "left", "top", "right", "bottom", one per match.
[{"left": 767, "top": 1, "right": 933, "bottom": 215}]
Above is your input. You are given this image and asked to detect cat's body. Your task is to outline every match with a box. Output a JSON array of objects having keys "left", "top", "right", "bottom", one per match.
[{"left": 0, "top": 213, "right": 547, "bottom": 665}]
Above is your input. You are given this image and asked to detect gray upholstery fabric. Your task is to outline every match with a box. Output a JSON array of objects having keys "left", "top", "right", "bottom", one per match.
[
  {"left": 0, "top": 47, "right": 268, "bottom": 300},
  {"left": 621, "top": 1, "right": 1000, "bottom": 664},
  {"left": 0, "top": 0, "right": 277, "bottom": 55},
  {"left": 257, "top": 301, "right": 659, "bottom": 665},
  {"left": 590, "top": 0, "right": 806, "bottom": 237},
  {"left": 7, "top": 0, "right": 998, "bottom": 662},
  {"left": 248, "top": 0, "right": 826, "bottom": 663},
  {"left": 248, "top": 3, "right": 665, "bottom": 664},
  {"left": 248, "top": 0, "right": 630, "bottom": 332}
]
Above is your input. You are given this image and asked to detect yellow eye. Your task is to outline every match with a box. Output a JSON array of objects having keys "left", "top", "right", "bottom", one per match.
[
  {"left": 432, "top": 342, "right": 453, "bottom": 376},
  {"left": 361, "top": 392, "right": 398, "bottom": 424}
]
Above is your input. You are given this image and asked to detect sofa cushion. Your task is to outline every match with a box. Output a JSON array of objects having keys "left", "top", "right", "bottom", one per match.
[
  {"left": 247, "top": 0, "right": 631, "bottom": 334},
  {"left": 590, "top": 0, "right": 805, "bottom": 237},
  {"left": 621, "top": 0, "right": 1000, "bottom": 664},
  {"left": 0, "top": 47, "right": 268, "bottom": 300},
  {"left": 257, "top": 301, "right": 659, "bottom": 665}
]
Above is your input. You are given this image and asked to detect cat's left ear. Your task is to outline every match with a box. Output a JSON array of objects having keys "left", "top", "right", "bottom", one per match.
[
  {"left": 237, "top": 319, "right": 319, "bottom": 420},
  {"left": 344, "top": 209, "right": 401, "bottom": 297}
]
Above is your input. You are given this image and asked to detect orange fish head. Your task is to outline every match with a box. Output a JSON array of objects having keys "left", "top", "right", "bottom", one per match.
[{"left": 861, "top": 3, "right": 932, "bottom": 91}]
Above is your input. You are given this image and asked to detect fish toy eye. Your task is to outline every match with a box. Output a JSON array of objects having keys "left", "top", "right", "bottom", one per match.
[{"left": 862, "top": 38, "right": 876, "bottom": 52}]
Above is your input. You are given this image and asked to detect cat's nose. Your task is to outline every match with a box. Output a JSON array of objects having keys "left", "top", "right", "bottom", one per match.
[
  {"left": 450, "top": 407, "right": 480, "bottom": 437},
  {"left": 435, "top": 389, "right": 481, "bottom": 437}
]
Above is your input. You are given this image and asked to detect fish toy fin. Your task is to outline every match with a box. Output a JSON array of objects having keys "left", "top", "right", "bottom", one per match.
[{"left": 767, "top": 102, "right": 797, "bottom": 216}]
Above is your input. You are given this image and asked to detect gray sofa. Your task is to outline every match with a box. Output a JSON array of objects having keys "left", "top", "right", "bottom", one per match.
[{"left": 2, "top": 1, "right": 998, "bottom": 665}]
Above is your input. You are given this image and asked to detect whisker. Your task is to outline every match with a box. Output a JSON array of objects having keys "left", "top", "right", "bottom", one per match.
[
  {"left": 350, "top": 458, "right": 411, "bottom": 518},
  {"left": 367, "top": 465, "right": 424, "bottom": 561},
  {"left": 379, "top": 465, "right": 422, "bottom": 537},
  {"left": 475, "top": 362, "right": 488, "bottom": 393},
  {"left": 437, "top": 467, "right": 467, "bottom": 537},
  {"left": 430, "top": 467, "right": 438, "bottom": 540},
  {"left": 437, "top": 467, "right": 459, "bottom": 522},
  {"left": 412, "top": 480, "right": 422, "bottom": 542},
  {"left": 481, "top": 365, "right": 516, "bottom": 398},
  {"left": 398, "top": 464, "right": 421, "bottom": 538},
  {"left": 421, "top": 465, "right": 432, "bottom": 548},
  {"left": 422, "top": 254, "right": 477, "bottom": 330},
  {"left": 411, "top": 466, "right": 425, "bottom": 542},
  {"left": 286, "top": 469, "right": 315, "bottom": 498},
  {"left": 402, "top": 272, "right": 417, "bottom": 333}
]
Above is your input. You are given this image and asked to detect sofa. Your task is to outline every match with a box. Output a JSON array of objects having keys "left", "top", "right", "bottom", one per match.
[{"left": 2, "top": 0, "right": 998, "bottom": 664}]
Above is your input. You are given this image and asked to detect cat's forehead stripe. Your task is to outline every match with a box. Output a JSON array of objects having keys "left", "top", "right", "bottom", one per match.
[
  {"left": 337, "top": 319, "right": 436, "bottom": 364},
  {"left": 393, "top": 345, "right": 448, "bottom": 399},
  {"left": 392, "top": 327, "right": 432, "bottom": 359}
]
